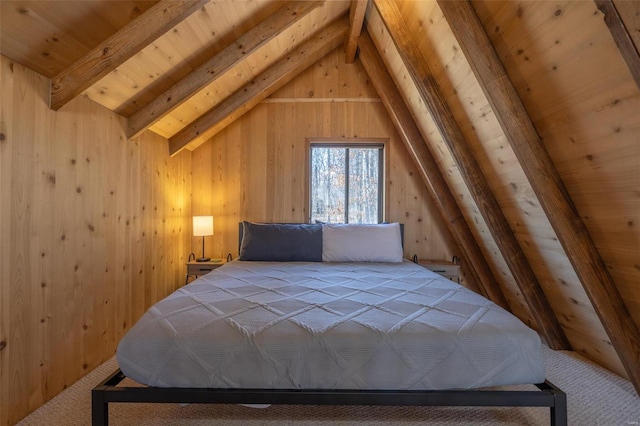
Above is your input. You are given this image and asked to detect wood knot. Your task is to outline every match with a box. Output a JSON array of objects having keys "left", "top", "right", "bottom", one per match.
[{"left": 0, "top": 341, "right": 6, "bottom": 350}]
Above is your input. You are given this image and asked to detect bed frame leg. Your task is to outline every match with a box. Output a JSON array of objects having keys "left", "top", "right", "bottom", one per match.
[
  {"left": 91, "top": 387, "right": 108, "bottom": 426},
  {"left": 550, "top": 387, "right": 567, "bottom": 426}
]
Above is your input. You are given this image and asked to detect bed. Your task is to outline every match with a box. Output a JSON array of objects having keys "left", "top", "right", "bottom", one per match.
[{"left": 92, "top": 222, "right": 566, "bottom": 425}]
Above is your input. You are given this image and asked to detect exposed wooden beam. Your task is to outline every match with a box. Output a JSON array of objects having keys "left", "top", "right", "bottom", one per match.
[
  {"left": 169, "top": 18, "right": 349, "bottom": 156},
  {"left": 373, "top": 0, "right": 571, "bottom": 350},
  {"left": 611, "top": 0, "right": 640, "bottom": 51},
  {"left": 127, "top": 1, "right": 323, "bottom": 140},
  {"left": 345, "top": 0, "right": 368, "bottom": 63},
  {"left": 49, "top": 0, "right": 208, "bottom": 111},
  {"left": 595, "top": 0, "right": 640, "bottom": 89},
  {"left": 439, "top": 0, "right": 640, "bottom": 394},
  {"left": 358, "top": 31, "right": 510, "bottom": 310}
]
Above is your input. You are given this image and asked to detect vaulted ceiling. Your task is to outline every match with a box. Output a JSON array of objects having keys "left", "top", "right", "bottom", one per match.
[
  {"left": 1, "top": 0, "right": 639, "bottom": 396},
  {"left": 1, "top": 0, "right": 353, "bottom": 152}
]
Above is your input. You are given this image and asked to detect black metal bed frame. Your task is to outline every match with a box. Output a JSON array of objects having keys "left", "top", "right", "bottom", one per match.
[{"left": 92, "top": 368, "right": 567, "bottom": 426}]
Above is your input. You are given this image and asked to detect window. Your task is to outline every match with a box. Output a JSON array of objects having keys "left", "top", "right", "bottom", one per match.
[{"left": 310, "top": 143, "right": 384, "bottom": 224}]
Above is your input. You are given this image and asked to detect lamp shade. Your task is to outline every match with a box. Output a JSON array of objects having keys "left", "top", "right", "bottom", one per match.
[{"left": 193, "top": 216, "right": 214, "bottom": 236}]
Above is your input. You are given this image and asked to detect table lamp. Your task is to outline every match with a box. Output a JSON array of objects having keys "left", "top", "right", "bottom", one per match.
[{"left": 193, "top": 216, "right": 213, "bottom": 262}]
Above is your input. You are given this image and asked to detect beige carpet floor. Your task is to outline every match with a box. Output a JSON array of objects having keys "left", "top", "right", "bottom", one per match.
[{"left": 17, "top": 345, "right": 640, "bottom": 425}]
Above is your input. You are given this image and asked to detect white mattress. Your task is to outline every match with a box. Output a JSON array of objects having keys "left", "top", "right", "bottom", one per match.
[{"left": 117, "top": 260, "right": 545, "bottom": 390}]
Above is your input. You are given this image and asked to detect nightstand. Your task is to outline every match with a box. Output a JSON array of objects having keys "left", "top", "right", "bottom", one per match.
[
  {"left": 418, "top": 259, "right": 460, "bottom": 282},
  {"left": 185, "top": 260, "right": 224, "bottom": 285}
]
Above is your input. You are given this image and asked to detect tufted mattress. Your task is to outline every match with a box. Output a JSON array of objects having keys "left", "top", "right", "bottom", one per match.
[{"left": 117, "top": 260, "right": 545, "bottom": 390}]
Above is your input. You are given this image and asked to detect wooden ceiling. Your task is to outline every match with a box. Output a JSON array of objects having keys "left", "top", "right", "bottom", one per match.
[
  {"left": 1, "top": 0, "right": 639, "bottom": 397},
  {"left": 1, "top": 0, "right": 351, "bottom": 152}
]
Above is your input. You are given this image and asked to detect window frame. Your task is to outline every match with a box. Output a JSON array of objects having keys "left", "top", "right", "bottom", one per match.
[{"left": 307, "top": 138, "right": 387, "bottom": 224}]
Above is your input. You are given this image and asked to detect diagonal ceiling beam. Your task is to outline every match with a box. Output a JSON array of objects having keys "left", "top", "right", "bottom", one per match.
[
  {"left": 439, "top": 0, "right": 640, "bottom": 394},
  {"left": 169, "top": 18, "right": 349, "bottom": 156},
  {"left": 373, "top": 0, "right": 571, "bottom": 350},
  {"left": 345, "top": 0, "right": 368, "bottom": 64},
  {"left": 49, "top": 0, "right": 208, "bottom": 111},
  {"left": 594, "top": 0, "right": 640, "bottom": 89},
  {"left": 127, "top": 1, "right": 323, "bottom": 140},
  {"left": 610, "top": 0, "right": 640, "bottom": 50},
  {"left": 358, "top": 31, "right": 510, "bottom": 310}
]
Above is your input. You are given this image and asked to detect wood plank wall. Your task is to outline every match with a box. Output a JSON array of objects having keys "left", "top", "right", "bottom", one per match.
[
  {"left": 0, "top": 56, "right": 192, "bottom": 425},
  {"left": 190, "top": 48, "right": 461, "bottom": 272},
  {"left": 367, "top": 0, "right": 638, "bottom": 378}
]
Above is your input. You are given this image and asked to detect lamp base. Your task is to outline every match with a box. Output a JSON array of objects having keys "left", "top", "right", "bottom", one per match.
[{"left": 196, "top": 257, "right": 211, "bottom": 262}]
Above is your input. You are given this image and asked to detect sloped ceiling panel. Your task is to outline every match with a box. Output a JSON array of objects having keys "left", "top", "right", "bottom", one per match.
[
  {"left": 366, "top": 6, "right": 538, "bottom": 329},
  {"left": 372, "top": 0, "right": 573, "bottom": 350},
  {"left": 0, "top": 0, "right": 157, "bottom": 77},
  {"left": 81, "top": 1, "right": 287, "bottom": 116},
  {"left": 358, "top": 30, "right": 507, "bottom": 306},
  {"left": 168, "top": 17, "right": 349, "bottom": 153},
  {"left": 81, "top": 0, "right": 350, "bottom": 141},
  {"left": 153, "top": 2, "right": 349, "bottom": 141},
  {"left": 367, "top": 0, "right": 627, "bottom": 377},
  {"left": 474, "top": 0, "right": 639, "bottom": 377},
  {"left": 440, "top": 0, "right": 639, "bottom": 389}
]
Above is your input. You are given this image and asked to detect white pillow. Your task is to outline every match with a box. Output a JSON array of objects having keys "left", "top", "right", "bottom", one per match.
[{"left": 322, "top": 223, "right": 403, "bottom": 262}]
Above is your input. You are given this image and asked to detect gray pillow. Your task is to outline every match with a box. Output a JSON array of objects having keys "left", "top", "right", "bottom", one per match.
[{"left": 238, "top": 222, "right": 323, "bottom": 261}]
